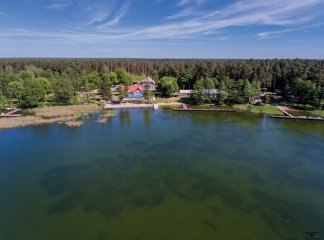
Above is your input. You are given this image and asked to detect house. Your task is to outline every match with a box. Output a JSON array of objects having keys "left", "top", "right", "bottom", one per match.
[
  {"left": 179, "top": 89, "right": 222, "bottom": 98},
  {"left": 179, "top": 90, "right": 194, "bottom": 97},
  {"left": 203, "top": 89, "right": 221, "bottom": 97},
  {"left": 123, "top": 84, "right": 145, "bottom": 101},
  {"left": 111, "top": 85, "right": 120, "bottom": 93},
  {"left": 140, "top": 77, "right": 156, "bottom": 91}
]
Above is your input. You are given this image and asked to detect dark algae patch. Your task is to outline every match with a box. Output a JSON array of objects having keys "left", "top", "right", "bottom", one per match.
[
  {"left": 1, "top": 110, "right": 324, "bottom": 240},
  {"left": 41, "top": 155, "right": 168, "bottom": 218}
]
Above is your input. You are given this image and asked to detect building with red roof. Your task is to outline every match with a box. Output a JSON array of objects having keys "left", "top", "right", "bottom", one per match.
[{"left": 123, "top": 84, "right": 145, "bottom": 101}]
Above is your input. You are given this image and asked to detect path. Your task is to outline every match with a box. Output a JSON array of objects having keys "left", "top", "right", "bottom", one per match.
[{"left": 277, "top": 106, "right": 294, "bottom": 117}]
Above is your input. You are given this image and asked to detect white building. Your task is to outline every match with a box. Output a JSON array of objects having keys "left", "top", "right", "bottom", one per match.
[{"left": 140, "top": 77, "right": 156, "bottom": 91}]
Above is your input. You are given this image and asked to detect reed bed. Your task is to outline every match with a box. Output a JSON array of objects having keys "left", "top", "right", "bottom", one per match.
[
  {"left": 95, "top": 110, "right": 117, "bottom": 124},
  {"left": 65, "top": 120, "right": 83, "bottom": 128},
  {"left": 0, "top": 105, "right": 98, "bottom": 130}
]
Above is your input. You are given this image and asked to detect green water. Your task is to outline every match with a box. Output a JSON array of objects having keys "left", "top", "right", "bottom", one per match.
[{"left": 1, "top": 109, "right": 324, "bottom": 240}]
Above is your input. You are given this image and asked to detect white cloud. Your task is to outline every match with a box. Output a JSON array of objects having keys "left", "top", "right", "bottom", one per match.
[
  {"left": 96, "top": 2, "right": 129, "bottom": 29},
  {"left": 257, "top": 23, "right": 324, "bottom": 39},
  {"left": 88, "top": 11, "right": 113, "bottom": 25},
  {"left": 45, "top": 3, "right": 72, "bottom": 10},
  {"left": 170, "top": 0, "right": 206, "bottom": 18},
  {"left": 178, "top": 0, "right": 205, "bottom": 7},
  {"left": 86, "top": 0, "right": 118, "bottom": 25},
  {"left": 1, "top": 0, "right": 324, "bottom": 44},
  {"left": 167, "top": 7, "right": 200, "bottom": 19}
]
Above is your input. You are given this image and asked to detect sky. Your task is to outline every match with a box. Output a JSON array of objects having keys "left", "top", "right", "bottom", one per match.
[{"left": 0, "top": 0, "right": 324, "bottom": 58}]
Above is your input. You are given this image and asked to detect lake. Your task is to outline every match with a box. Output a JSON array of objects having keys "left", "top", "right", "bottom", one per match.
[{"left": 1, "top": 109, "right": 324, "bottom": 240}]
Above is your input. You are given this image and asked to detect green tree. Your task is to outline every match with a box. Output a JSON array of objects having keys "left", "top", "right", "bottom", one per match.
[
  {"left": 7, "top": 81, "right": 24, "bottom": 103},
  {"left": 203, "top": 77, "right": 215, "bottom": 89},
  {"left": 251, "top": 81, "right": 261, "bottom": 97},
  {"left": 217, "top": 81, "right": 227, "bottom": 105},
  {"left": 202, "top": 77, "right": 216, "bottom": 102},
  {"left": 243, "top": 80, "right": 253, "bottom": 103},
  {"left": 98, "top": 72, "right": 117, "bottom": 99},
  {"left": 178, "top": 72, "right": 192, "bottom": 89},
  {"left": 20, "top": 79, "right": 47, "bottom": 107},
  {"left": 263, "top": 95, "right": 270, "bottom": 105},
  {"left": 118, "top": 86, "right": 128, "bottom": 101},
  {"left": 291, "top": 78, "right": 320, "bottom": 107},
  {"left": 34, "top": 77, "right": 51, "bottom": 94},
  {"left": 159, "top": 77, "right": 179, "bottom": 98},
  {"left": 0, "top": 72, "right": 19, "bottom": 97},
  {"left": 53, "top": 75, "right": 75, "bottom": 105},
  {"left": 225, "top": 78, "right": 244, "bottom": 104},
  {"left": 102, "top": 72, "right": 118, "bottom": 85},
  {"left": 192, "top": 78, "right": 205, "bottom": 104},
  {"left": 81, "top": 72, "right": 100, "bottom": 90},
  {"left": 144, "top": 85, "right": 153, "bottom": 101},
  {"left": 115, "top": 68, "right": 132, "bottom": 86},
  {"left": 19, "top": 70, "right": 33, "bottom": 81},
  {"left": 0, "top": 92, "right": 7, "bottom": 110}
]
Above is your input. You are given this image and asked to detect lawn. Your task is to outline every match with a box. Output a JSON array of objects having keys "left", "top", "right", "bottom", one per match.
[
  {"left": 153, "top": 98, "right": 181, "bottom": 104},
  {"left": 308, "top": 109, "right": 324, "bottom": 117},
  {"left": 233, "top": 104, "right": 283, "bottom": 115},
  {"left": 284, "top": 104, "right": 324, "bottom": 117}
]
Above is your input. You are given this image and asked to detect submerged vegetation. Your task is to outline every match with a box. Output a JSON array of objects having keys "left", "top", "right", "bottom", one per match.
[
  {"left": 96, "top": 110, "right": 117, "bottom": 124},
  {"left": 65, "top": 120, "right": 83, "bottom": 128}
]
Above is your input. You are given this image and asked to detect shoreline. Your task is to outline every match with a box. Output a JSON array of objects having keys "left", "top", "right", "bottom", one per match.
[
  {"left": 1, "top": 103, "right": 322, "bottom": 130},
  {"left": 0, "top": 105, "right": 99, "bottom": 130},
  {"left": 104, "top": 102, "right": 182, "bottom": 109}
]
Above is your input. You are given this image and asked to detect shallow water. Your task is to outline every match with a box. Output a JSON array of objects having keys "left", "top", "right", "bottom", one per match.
[{"left": 0, "top": 109, "right": 324, "bottom": 240}]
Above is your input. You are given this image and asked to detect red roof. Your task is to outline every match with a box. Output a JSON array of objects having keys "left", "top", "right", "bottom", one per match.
[{"left": 128, "top": 84, "right": 145, "bottom": 94}]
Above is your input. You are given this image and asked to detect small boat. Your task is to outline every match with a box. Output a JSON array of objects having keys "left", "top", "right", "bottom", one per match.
[{"left": 153, "top": 104, "right": 159, "bottom": 111}]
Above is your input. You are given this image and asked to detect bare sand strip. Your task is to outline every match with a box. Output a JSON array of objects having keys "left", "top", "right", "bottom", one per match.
[
  {"left": 0, "top": 105, "right": 98, "bottom": 130},
  {"left": 105, "top": 104, "right": 153, "bottom": 109},
  {"left": 104, "top": 102, "right": 181, "bottom": 109}
]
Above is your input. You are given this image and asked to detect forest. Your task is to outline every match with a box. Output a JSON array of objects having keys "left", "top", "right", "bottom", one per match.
[{"left": 0, "top": 59, "right": 323, "bottom": 108}]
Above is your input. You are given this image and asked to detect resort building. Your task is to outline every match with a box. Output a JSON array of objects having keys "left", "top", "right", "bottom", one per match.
[
  {"left": 123, "top": 84, "right": 145, "bottom": 101},
  {"left": 140, "top": 77, "right": 156, "bottom": 91},
  {"left": 179, "top": 90, "right": 194, "bottom": 97},
  {"left": 179, "top": 89, "right": 221, "bottom": 98}
]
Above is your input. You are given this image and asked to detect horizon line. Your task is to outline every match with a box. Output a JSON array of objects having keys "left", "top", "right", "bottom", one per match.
[{"left": 0, "top": 57, "right": 323, "bottom": 61}]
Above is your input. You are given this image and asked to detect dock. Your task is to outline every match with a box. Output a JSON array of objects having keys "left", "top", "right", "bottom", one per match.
[
  {"left": 270, "top": 106, "right": 324, "bottom": 122},
  {"left": 270, "top": 115, "right": 324, "bottom": 121},
  {"left": 181, "top": 103, "right": 189, "bottom": 110},
  {"left": 173, "top": 103, "right": 236, "bottom": 112},
  {"left": 0, "top": 108, "right": 22, "bottom": 118},
  {"left": 276, "top": 106, "right": 294, "bottom": 117}
]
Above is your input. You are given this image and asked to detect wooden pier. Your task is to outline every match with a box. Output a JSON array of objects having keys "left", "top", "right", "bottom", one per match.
[
  {"left": 270, "top": 115, "right": 324, "bottom": 121},
  {"left": 270, "top": 106, "right": 324, "bottom": 122},
  {"left": 173, "top": 103, "right": 236, "bottom": 112},
  {"left": 0, "top": 108, "right": 22, "bottom": 118},
  {"left": 276, "top": 106, "right": 294, "bottom": 117}
]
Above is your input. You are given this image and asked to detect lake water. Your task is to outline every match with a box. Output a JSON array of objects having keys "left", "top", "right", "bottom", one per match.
[{"left": 1, "top": 109, "right": 324, "bottom": 240}]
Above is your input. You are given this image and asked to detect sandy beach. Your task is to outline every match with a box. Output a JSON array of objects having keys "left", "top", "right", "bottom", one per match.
[{"left": 104, "top": 102, "right": 182, "bottom": 109}]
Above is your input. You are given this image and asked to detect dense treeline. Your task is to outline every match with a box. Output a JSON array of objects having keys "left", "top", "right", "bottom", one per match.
[
  {"left": 1, "top": 59, "right": 323, "bottom": 88},
  {"left": 0, "top": 59, "right": 323, "bottom": 108}
]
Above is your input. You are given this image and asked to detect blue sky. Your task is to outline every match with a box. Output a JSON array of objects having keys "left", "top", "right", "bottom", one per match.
[{"left": 0, "top": 0, "right": 324, "bottom": 58}]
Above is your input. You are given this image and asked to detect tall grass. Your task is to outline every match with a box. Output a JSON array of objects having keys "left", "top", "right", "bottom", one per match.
[{"left": 0, "top": 105, "right": 98, "bottom": 130}]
